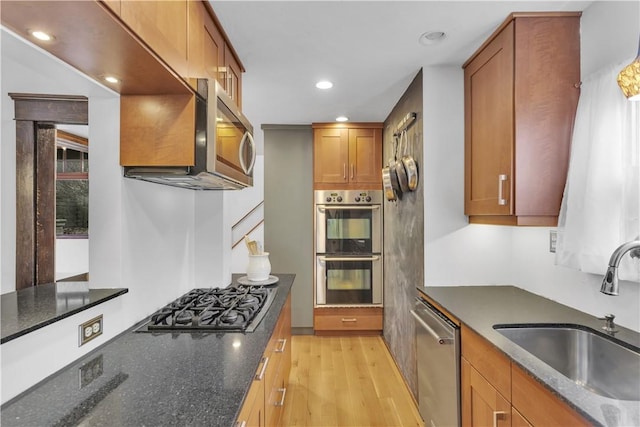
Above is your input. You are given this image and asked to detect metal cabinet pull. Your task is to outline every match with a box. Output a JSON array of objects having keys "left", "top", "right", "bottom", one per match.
[
  {"left": 343, "top": 163, "right": 347, "bottom": 180},
  {"left": 493, "top": 410, "right": 506, "bottom": 427},
  {"left": 351, "top": 164, "right": 355, "bottom": 179},
  {"left": 255, "top": 356, "right": 269, "bottom": 381},
  {"left": 236, "top": 422, "right": 247, "bottom": 427},
  {"left": 276, "top": 387, "right": 287, "bottom": 406},
  {"left": 497, "top": 174, "right": 508, "bottom": 206},
  {"left": 276, "top": 338, "right": 287, "bottom": 353},
  {"left": 341, "top": 318, "right": 357, "bottom": 322},
  {"left": 318, "top": 256, "right": 380, "bottom": 262}
]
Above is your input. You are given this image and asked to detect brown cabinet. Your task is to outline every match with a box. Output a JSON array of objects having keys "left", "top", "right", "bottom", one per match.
[
  {"left": 461, "top": 325, "right": 589, "bottom": 427},
  {"left": 462, "top": 358, "right": 511, "bottom": 427},
  {"left": 463, "top": 13, "right": 581, "bottom": 226},
  {"left": 119, "top": 1, "right": 189, "bottom": 79},
  {"left": 120, "top": 94, "right": 196, "bottom": 166},
  {"left": 187, "top": 1, "right": 225, "bottom": 89},
  {"left": 312, "top": 123, "right": 383, "bottom": 190},
  {"left": 238, "top": 294, "right": 291, "bottom": 427},
  {"left": 314, "top": 306, "right": 383, "bottom": 335}
]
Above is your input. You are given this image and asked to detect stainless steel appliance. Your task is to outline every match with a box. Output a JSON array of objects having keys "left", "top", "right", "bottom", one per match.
[
  {"left": 411, "top": 297, "right": 460, "bottom": 427},
  {"left": 314, "top": 190, "right": 383, "bottom": 306},
  {"left": 124, "top": 79, "right": 256, "bottom": 190},
  {"left": 136, "top": 286, "right": 276, "bottom": 333}
]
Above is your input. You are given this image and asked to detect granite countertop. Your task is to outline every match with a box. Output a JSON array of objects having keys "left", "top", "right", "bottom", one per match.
[
  {"left": 1, "top": 274, "right": 295, "bottom": 427},
  {"left": 419, "top": 285, "right": 640, "bottom": 427},
  {"left": 1, "top": 282, "right": 129, "bottom": 344}
]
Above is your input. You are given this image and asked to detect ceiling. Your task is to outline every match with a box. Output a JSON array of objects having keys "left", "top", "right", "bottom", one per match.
[{"left": 210, "top": 1, "right": 593, "bottom": 126}]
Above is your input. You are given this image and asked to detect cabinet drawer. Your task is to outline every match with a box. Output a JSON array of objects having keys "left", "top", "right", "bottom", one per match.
[
  {"left": 512, "top": 363, "right": 589, "bottom": 427},
  {"left": 461, "top": 326, "right": 511, "bottom": 398},
  {"left": 314, "top": 307, "right": 382, "bottom": 331}
]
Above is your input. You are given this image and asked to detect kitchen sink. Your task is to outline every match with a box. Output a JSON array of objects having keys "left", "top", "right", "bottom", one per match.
[{"left": 493, "top": 324, "right": 640, "bottom": 401}]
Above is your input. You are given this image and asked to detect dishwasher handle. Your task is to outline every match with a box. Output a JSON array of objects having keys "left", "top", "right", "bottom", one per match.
[{"left": 410, "top": 309, "right": 454, "bottom": 345}]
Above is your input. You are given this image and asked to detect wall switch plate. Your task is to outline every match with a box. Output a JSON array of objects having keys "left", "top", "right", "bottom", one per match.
[
  {"left": 549, "top": 230, "right": 557, "bottom": 253},
  {"left": 79, "top": 315, "right": 103, "bottom": 347},
  {"left": 79, "top": 354, "right": 103, "bottom": 388}
]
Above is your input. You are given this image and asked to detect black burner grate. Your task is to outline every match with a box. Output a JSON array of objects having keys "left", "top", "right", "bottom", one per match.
[{"left": 144, "top": 286, "right": 274, "bottom": 332}]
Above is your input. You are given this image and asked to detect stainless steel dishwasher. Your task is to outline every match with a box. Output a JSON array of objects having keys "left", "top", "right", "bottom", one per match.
[{"left": 411, "top": 297, "right": 460, "bottom": 427}]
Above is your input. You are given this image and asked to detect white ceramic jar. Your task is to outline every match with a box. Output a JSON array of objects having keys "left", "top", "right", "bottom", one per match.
[{"left": 246, "top": 252, "right": 271, "bottom": 281}]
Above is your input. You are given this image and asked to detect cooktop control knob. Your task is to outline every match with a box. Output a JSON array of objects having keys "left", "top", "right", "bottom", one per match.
[
  {"left": 326, "top": 197, "right": 332, "bottom": 202},
  {"left": 355, "top": 196, "right": 361, "bottom": 202},
  {"left": 337, "top": 196, "right": 343, "bottom": 202},
  {"left": 366, "top": 196, "right": 372, "bottom": 202}
]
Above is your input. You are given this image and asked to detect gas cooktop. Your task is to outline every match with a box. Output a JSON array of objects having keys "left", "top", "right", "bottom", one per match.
[{"left": 135, "top": 285, "right": 276, "bottom": 333}]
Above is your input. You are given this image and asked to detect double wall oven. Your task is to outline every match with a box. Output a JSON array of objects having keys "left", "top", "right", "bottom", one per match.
[{"left": 314, "top": 190, "right": 383, "bottom": 306}]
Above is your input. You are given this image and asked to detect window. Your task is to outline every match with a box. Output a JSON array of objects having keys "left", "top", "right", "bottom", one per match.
[{"left": 56, "top": 130, "right": 88, "bottom": 238}]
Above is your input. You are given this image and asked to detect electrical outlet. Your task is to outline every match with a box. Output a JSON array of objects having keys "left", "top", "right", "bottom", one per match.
[
  {"left": 549, "top": 230, "right": 557, "bottom": 253},
  {"left": 79, "top": 354, "right": 103, "bottom": 388},
  {"left": 79, "top": 315, "right": 103, "bottom": 346}
]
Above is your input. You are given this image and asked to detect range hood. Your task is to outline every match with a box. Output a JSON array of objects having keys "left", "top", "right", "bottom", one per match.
[{"left": 123, "top": 79, "right": 255, "bottom": 190}]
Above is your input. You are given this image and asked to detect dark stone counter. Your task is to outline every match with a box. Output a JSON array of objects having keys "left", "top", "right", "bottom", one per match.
[
  {"left": 418, "top": 285, "right": 640, "bottom": 427},
  {"left": 1, "top": 274, "right": 294, "bottom": 427},
  {"left": 1, "top": 282, "right": 128, "bottom": 344}
]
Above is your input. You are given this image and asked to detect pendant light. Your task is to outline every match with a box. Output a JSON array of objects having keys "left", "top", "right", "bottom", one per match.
[{"left": 617, "top": 36, "right": 640, "bottom": 101}]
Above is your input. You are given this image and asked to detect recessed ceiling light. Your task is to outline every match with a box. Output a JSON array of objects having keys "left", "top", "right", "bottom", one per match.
[
  {"left": 30, "top": 30, "right": 53, "bottom": 41},
  {"left": 316, "top": 80, "right": 333, "bottom": 89},
  {"left": 419, "top": 31, "right": 446, "bottom": 46},
  {"left": 104, "top": 76, "right": 119, "bottom": 84},
  {"left": 336, "top": 116, "right": 349, "bottom": 122}
]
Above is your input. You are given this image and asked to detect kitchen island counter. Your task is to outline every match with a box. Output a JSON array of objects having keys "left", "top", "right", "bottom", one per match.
[
  {"left": 418, "top": 285, "right": 640, "bottom": 427},
  {"left": 0, "top": 274, "right": 294, "bottom": 427}
]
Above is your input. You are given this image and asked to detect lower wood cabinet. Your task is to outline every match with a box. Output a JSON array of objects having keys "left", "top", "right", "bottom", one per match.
[
  {"left": 461, "top": 325, "right": 589, "bottom": 427},
  {"left": 237, "top": 293, "right": 291, "bottom": 427},
  {"left": 313, "top": 306, "right": 382, "bottom": 335}
]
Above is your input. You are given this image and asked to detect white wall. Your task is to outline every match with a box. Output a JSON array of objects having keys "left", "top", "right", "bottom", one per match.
[
  {"left": 55, "top": 239, "right": 89, "bottom": 279},
  {"left": 422, "top": 1, "right": 640, "bottom": 332}
]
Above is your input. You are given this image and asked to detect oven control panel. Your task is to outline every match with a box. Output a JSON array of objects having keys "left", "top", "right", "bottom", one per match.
[{"left": 315, "top": 190, "right": 382, "bottom": 205}]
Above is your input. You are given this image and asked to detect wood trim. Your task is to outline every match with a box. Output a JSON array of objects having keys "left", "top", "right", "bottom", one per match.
[
  {"left": 35, "top": 125, "right": 56, "bottom": 285},
  {"left": 57, "top": 130, "right": 89, "bottom": 147},
  {"left": 15, "top": 120, "right": 36, "bottom": 290},
  {"left": 10, "top": 94, "right": 88, "bottom": 124},
  {"left": 312, "top": 122, "right": 384, "bottom": 129},
  {"left": 11, "top": 94, "right": 89, "bottom": 290},
  {"left": 469, "top": 215, "right": 558, "bottom": 226}
]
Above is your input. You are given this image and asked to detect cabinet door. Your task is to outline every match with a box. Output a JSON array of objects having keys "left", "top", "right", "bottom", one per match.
[
  {"left": 120, "top": 1, "right": 188, "bottom": 78},
  {"left": 349, "top": 128, "right": 382, "bottom": 184},
  {"left": 464, "top": 22, "right": 514, "bottom": 216},
  {"left": 314, "top": 128, "right": 350, "bottom": 184},
  {"left": 462, "top": 358, "right": 511, "bottom": 427},
  {"left": 237, "top": 359, "right": 266, "bottom": 427},
  {"left": 224, "top": 44, "right": 243, "bottom": 107}
]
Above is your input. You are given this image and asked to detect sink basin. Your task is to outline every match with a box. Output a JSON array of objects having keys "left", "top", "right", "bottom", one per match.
[{"left": 494, "top": 324, "right": 640, "bottom": 401}]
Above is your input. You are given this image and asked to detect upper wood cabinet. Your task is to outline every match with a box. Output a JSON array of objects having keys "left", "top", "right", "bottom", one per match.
[
  {"left": 463, "top": 13, "right": 581, "bottom": 226},
  {"left": 119, "top": 1, "right": 189, "bottom": 79},
  {"left": 312, "top": 123, "right": 383, "bottom": 190},
  {"left": 186, "top": 1, "right": 243, "bottom": 106},
  {"left": 187, "top": 1, "right": 224, "bottom": 88}
]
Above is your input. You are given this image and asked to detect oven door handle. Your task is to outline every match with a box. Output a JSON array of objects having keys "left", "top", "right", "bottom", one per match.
[
  {"left": 318, "top": 256, "right": 380, "bottom": 262},
  {"left": 317, "top": 205, "right": 380, "bottom": 212}
]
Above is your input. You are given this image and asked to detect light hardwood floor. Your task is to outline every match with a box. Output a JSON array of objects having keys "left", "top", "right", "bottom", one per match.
[{"left": 281, "top": 335, "right": 424, "bottom": 427}]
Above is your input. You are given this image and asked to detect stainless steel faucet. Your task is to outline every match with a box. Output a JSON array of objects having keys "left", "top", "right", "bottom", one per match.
[{"left": 600, "top": 240, "right": 640, "bottom": 296}]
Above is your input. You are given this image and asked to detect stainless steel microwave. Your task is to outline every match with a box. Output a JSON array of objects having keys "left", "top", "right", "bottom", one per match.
[{"left": 124, "top": 79, "right": 255, "bottom": 190}]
